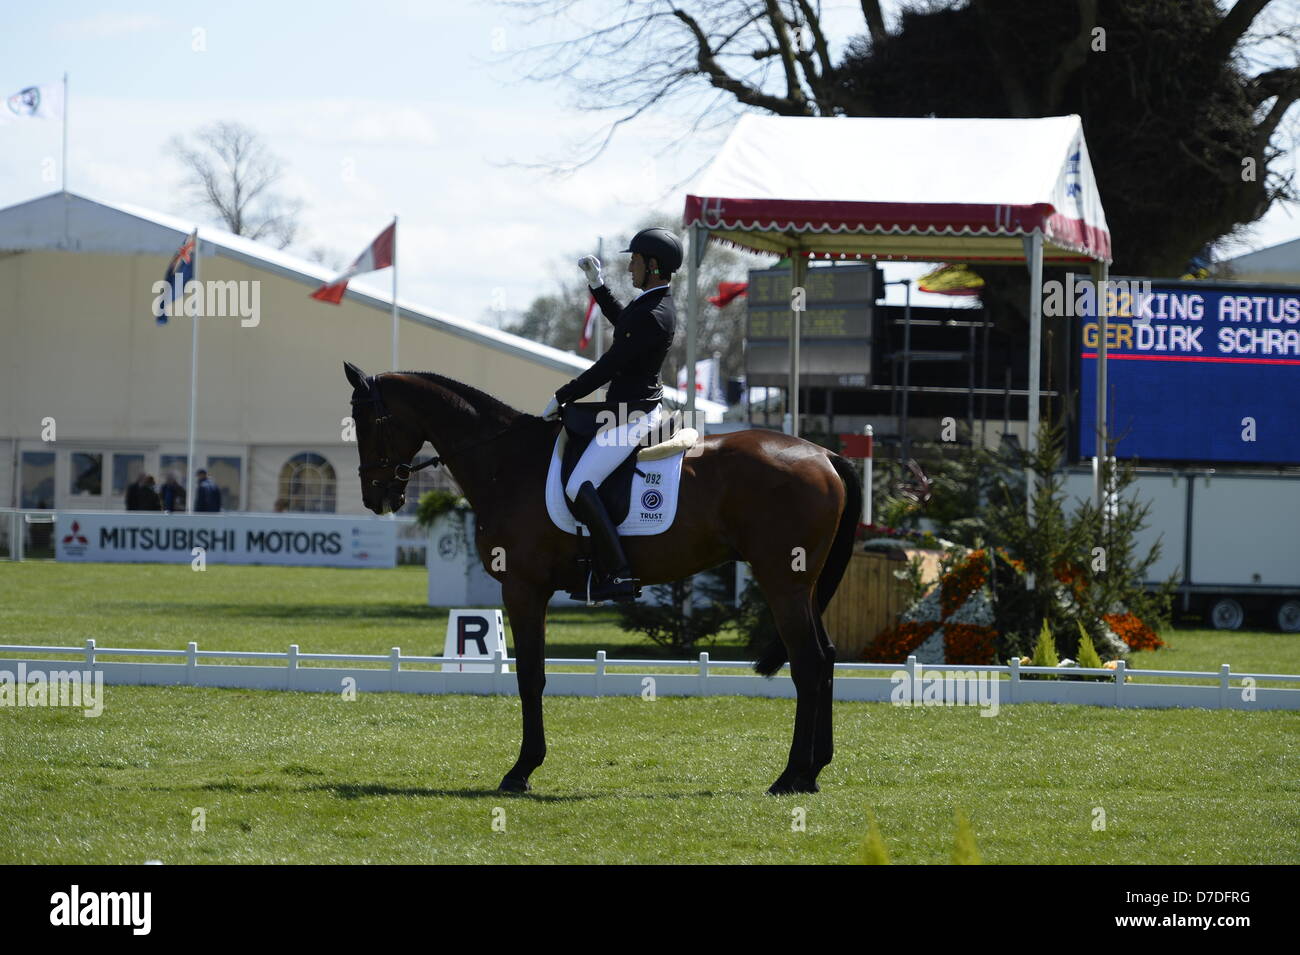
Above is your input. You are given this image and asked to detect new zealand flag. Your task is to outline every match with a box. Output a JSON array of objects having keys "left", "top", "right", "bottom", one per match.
[{"left": 158, "top": 230, "right": 197, "bottom": 325}]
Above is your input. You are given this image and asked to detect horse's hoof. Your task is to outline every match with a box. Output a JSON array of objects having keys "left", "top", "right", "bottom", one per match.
[
  {"left": 499, "top": 776, "right": 531, "bottom": 793},
  {"left": 767, "top": 776, "right": 819, "bottom": 795}
]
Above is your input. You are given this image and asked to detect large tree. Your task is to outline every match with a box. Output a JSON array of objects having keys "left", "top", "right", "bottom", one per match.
[
  {"left": 501, "top": 0, "right": 1297, "bottom": 276},
  {"left": 169, "top": 121, "right": 303, "bottom": 248}
]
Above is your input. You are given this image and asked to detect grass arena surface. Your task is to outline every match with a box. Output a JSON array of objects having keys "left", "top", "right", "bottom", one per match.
[{"left": 2, "top": 563, "right": 1299, "bottom": 864}]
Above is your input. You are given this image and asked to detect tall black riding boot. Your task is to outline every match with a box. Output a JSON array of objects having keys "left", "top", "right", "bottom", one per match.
[{"left": 571, "top": 481, "right": 641, "bottom": 601}]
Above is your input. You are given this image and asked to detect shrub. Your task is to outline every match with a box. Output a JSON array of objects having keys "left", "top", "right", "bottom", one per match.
[
  {"left": 1029, "top": 620, "right": 1059, "bottom": 679},
  {"left": 616, "top": 570, "right": 735, "bottom": 656}
]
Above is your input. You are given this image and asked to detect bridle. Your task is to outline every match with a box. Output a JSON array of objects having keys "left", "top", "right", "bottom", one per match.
[
  {"left": 350, "top": 377, "right": 440, "bottom": 498},
  {"left": 349, "top": 375, "right": 540, "bottom": 499}
]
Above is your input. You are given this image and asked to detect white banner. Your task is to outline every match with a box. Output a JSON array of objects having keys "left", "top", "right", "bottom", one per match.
[{"left": 56, "top": 512, "right": 396, "bottom": 568}]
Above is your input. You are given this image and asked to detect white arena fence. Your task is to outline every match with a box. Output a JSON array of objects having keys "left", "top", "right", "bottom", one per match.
[{"left": 2, "top": 642, "right": 1298, "bottom": 710}]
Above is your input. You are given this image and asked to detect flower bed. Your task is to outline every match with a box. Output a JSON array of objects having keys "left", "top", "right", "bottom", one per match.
[{"left": 862, "top": 547, "right": 1163, "bottom": 665}]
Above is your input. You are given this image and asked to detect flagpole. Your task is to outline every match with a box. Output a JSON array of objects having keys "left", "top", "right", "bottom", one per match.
[
  {"left": 61, "top": 72, "right": 68, "bottom": 192},
  {"left": 391, "top": 215, "right": 399, "bottom": 370},
  {"left": 186, "top": 231, "right": 200, "bottom": 515},
  {"left": 595, "top": 236, "right": 603, "bottom": 357}
]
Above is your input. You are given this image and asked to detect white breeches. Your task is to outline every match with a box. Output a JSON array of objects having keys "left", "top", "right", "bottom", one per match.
[{"left": 565, "top": 403, "right": 663, "bottom": 501}]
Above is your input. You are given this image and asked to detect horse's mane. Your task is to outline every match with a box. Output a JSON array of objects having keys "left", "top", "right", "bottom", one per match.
[{"left": 395, "top": 371, "right": 530, "bottom": 427}]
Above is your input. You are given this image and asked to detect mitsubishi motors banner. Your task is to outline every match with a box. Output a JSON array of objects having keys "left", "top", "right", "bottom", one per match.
[{"left": 56, "top": 512, "right": 396, "bottom": 567}]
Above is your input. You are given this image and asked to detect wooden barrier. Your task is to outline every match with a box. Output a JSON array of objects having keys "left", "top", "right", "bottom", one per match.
[{"left": 821, "top": 550, "right": 915, "bottom": 659}]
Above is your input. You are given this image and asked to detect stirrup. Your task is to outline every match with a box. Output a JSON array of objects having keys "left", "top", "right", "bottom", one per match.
[{"left": 589, "top": 569, "right": 641, "bottom": 602}]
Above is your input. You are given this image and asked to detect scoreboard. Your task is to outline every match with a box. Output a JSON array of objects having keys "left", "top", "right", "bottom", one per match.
[
  {"left": 1078, "top": 279, "right": 1300, "bottom": 464},
  {"left": 745, "top": 264, "right": 877, "bottom": 388}
]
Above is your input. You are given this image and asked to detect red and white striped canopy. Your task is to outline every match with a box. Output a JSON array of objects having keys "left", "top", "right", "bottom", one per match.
[{"left": 683, "top": 114, "right": 1111, "bottom": 264}]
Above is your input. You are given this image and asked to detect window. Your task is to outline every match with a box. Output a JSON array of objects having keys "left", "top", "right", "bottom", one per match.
[
  {"left": 158, "top": 454, "right": 189, "bottom": 486},
  {"left": 112, "top": 454, "right": 145, "bottom": 496},
  {"left": 21, "top": 452, "right": 55, "bottom": 508},
  {"left": 69, "top": 452, "right": 103, "bottom": 496},
  {"left": 205, "top": 456, "right": 242, "bottom": 511},
  {"left": 278, "top": 453, "right": 336, "bottom": 513}
]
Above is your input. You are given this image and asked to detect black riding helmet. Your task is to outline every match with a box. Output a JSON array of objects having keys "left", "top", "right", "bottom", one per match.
[{"left": 622, "top": 228, "right": 683, "bottom": 276}]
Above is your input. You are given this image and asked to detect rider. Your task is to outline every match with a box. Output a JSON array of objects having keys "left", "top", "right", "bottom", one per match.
[{"left": 540, "top": 227, "right": 682, "bottom": 601}]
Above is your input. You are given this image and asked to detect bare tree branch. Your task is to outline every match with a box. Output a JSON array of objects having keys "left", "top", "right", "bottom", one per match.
[
  {"left": 673, "top": 5, "right": 811, "bottom": 114},
  {"left": 1044, "top": 0, "right": 1098, "bottom": 112},
  {"left": 1206, "top": 0, "right": 1275, "bottom": 65},
  {"left": 762, "top": 0, "right": 809, "bottom": 111},
  {"left": 971, "top": 0, "right": 1032, "bottom": 116},
  {"left": 859, "top": 0, "right": 887, "bottom": 47},
  {"left": 796, "top": 0, "right": 835, "bottom": 81},
  {"left": 169, "top": 121, "right": 302, "bottom": 248},
  {"left": 1247, "top": 64, "right": 1300, "bottom": 105}
]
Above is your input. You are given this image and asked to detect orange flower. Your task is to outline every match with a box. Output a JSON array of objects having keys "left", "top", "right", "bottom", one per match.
[
  {"left": 863, "top": 620, "right": 938, "bottom": 663},
  {"left": 943, "top": 624, "right": 997, "bottom": 665},
  {"left": 1103, "top": 612, "right": 1163, "bottom": 651},
  {"left": 939, "top": 550, "right": 988, "bottom": 617}
]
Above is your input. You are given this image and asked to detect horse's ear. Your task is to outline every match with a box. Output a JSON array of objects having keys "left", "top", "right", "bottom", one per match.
[{"left": 343, "top": 361, "right": 367, "bottom": 390}]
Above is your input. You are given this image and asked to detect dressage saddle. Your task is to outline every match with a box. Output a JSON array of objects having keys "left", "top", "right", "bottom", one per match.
[{"left": 558, "top": 401, "right": 674, "bottom": 526}]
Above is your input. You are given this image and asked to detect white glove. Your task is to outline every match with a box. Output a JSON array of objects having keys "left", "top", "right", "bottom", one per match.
[
  {"left": 541, "top": 396, "right": 561, "bottom": 420},
  {"left": 578, "top": 255, "right": 604, "bottom": 288}
]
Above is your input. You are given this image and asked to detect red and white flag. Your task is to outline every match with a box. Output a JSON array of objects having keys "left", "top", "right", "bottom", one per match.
[
  {"left": 310, "top": 221, "right": 395, "bottom": 304},
  {"left": 577, "top": 292, "right": 598, "bottom": 350}
]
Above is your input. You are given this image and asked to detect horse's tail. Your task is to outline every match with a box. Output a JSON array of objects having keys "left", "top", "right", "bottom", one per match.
[
  {"left": 818, "top": 452, "right": 863, "bottom": 614},
  {"left": 754, "top": 452, "right": 863, "bottom": 677}
]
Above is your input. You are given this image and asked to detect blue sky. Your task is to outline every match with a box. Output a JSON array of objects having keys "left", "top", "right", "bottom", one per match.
[{"left": 2, "top": 1, "right": 1299, "bottom": 326}]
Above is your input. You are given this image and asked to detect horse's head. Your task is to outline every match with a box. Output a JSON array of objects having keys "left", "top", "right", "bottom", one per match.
[{"left": 344, "top": 362, "right": 425, "bottom": 515}]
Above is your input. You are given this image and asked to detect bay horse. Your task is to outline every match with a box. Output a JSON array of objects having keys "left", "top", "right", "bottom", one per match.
[{"left": 344, "top": 363, "right": 861, "bottom": 795}]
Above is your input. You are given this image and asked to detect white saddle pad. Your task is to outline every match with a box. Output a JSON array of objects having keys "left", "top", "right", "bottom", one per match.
[{"left": 545, "top": 433, "right": 687, "bottom": 536}]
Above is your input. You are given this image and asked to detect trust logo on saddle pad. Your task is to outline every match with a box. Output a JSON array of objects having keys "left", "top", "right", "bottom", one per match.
[{"left": 545, "top": 442, "right": 686, "bottom": 536}]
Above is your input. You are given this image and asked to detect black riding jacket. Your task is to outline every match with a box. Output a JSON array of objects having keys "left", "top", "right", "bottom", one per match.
[{"left": 554, "top": 284, "right": 675, "bottom": 409}]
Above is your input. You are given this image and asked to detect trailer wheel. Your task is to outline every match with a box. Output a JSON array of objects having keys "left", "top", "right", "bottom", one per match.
[
  {"left": 1209, "top": 597, "right": 1245, "bottom": 631},
  {"left": 1277, "top": 600, "right": 1300, "bottom": 633}
]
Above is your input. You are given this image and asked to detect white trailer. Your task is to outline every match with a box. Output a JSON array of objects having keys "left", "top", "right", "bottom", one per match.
[{"left": 1063, "top": 468, "right": 1300, "bottom": 631}]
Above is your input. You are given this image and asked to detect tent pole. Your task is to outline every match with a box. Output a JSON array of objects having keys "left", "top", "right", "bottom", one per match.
[
  {"left": 1024, "top": 231, "right": 1044, "bottom": 527},
  {"left": 789, "top": 250, "right": 805, "bottom": 436},
  {"left": 900, "top": 278, "right": 912, "bottom": 461},
  {"left": 686, "top": 223, "right": 704, "bottom": 429},
  {"left": 1091, "top": 258, "right": 1109, "bottom": 510}
]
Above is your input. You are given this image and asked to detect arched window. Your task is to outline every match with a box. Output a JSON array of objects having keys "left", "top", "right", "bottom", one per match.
[{"left": 278, "top": 452, "right": 336, "bottom": 513}]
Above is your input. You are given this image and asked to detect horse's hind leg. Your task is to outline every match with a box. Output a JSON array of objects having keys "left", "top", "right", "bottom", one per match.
[
  {"left": 811, "top": 609, "right": 836, "bottom": 782},
  {"left": 764, "top": 588, "right": 826, "bottom": 795}
]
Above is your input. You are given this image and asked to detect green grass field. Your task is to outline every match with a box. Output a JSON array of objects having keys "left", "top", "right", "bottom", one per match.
[{"left": 2, "top": 563, "right": 1298, "bottom": 864}]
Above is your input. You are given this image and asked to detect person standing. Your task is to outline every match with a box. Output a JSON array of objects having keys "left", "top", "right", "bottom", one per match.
[
  {"left": 160, "top": 473, "right": 186, "bottom": 513},
  {"left": 140, "top": 474, "right": 162, "bottom": 511},
  {"left": 194, "top": 469, "right": 222, "bottom": 512},
  {"left": 126, "top": 472, "right": 162, "bottom": 511}
]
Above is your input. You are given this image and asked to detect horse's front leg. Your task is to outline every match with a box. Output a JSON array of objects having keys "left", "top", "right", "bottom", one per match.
[{"left": 499, "top": 576, "right": 551, "bottom": 792}]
